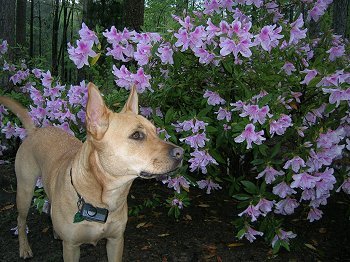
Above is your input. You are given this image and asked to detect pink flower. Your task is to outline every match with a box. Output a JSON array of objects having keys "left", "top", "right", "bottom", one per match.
[
  {"left": 240, "top": 226, "right": 264, "bottom": 243},
  {"left": 215, "top": 107, "right": 232, "bottom": 122},
  {"left": 133, "top": 67, "right": 152, "bottom": 93},
  {"left": 157, "top": 43, "right": 174, "bottom": 65},
  {"left": 112, "top": 65, "right": 133, "bottom": 88},
  {"left": 271, "top": 229, "right": 297, "bottom": 248},
  {"left": 254, "top": 25, "right": 283, "bottom": 52},
  {"left": 103, "top": 26, "right": 131, "bottom": 45},
  {"left": 307, "top": 207, "right": 323, "bottom": 222},
  {"left": 283, "top": 156, "right": 306, "bottom": 173},
  {"left": 273, "top": 182, "right": 297, "bottom": 198},
  {"left": 0, "top": 40, "right": 8, "bottom": 54},
  {"left": 188, "top": 150, "right": 218, "bottom": 174},
  {"left": 290, "top": 172, "right": 321, "bottom": 190},
  {"left": 289, "top": 14, "right": 307, "bottom": 45},
  {"left": 275, "top": 197, "right": 299, "bottom": 215},
  {"left": 203, "top": 90, "right": 225, "bottom": 105},
  {"left": 256, "top": 198, "right": 275, "bottom": 215},
  {"left": 336, "top": 177, "right": 350, "bottom": 194},
  {"left": 326, "top": 45, "right": 345, "bottom": 61},
  {"left": 134, "top": 43, "right": 152, "bottom": 66},
  {"left": 281, "top": 62, "right": 296, "bottom": 75},
  {"left": 203, "top": 0, "right": 221, "bottom": 14},
  {"left": 171, "top": 198, "right": 184, "bottom": 209},
  {"left": 234, "top": 123, "right": 266, "bottom": 149},
  {"left": 79, "top": 22, "right": 99, "bottom": 44},
  {"left": 269, "top": 114, "right": 293, "bottom": 136},
  {"left": 300, "top": 69, "right": 318, "bottom": 85},
  {"left": 256, "top": 166, "right": 285, "bottom": 184},
  {"left": 180, "top": 133, "right": 209, "bottom": 149},
  {"left": 308, "top": 0, "right": 333, "bottom": 22},
  {"left": 238, "top": 204, "right": 261, "bottom": 222},
  {"left": 174, "top": 28, "right": 191, "bottom": 52},
  {"left": 163, "top": 176, "right": 190, "bottom": 193},
  {"left": 68, "top": 40, "right": 97, "bottom": 69},
  {"left": 197, "top": 179, "right": 222, "bottom": 194},
  {"left": 239, "top": 104, "right": 272, "bottom": 124}
]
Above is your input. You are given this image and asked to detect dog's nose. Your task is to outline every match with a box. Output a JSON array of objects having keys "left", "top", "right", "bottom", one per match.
[{"left": 170, "top": 147, "right": 184, "bottom": 160}]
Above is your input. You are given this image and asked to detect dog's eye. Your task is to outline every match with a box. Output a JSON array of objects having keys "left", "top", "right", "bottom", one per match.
[{"left": 130, "top": 131, "right": 144, "bottom": 140}]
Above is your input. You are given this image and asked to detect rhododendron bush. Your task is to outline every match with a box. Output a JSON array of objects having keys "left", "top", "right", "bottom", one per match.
[{"left": 1, "top": 0, "right": 350, "bottom": 253}]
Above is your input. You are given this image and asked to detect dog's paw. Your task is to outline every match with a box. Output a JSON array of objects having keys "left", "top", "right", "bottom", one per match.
[{"left": 19, "top": 241, "right": 33, "bottom": 259}]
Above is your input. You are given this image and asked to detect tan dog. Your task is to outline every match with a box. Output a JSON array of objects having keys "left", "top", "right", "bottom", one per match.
[{"left": 0, "top": 83, "right": 183, "bottom": 261}]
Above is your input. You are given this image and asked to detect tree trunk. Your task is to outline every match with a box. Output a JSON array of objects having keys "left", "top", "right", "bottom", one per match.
[
  {"left": 16, "top": 0, "right": 27, "bottom": 48},
  {"left": 123, "top": 0, "right": 145, "bottom": 32},
  {"left": 332, "top": 0, "right": 349, "bottom": 37},
  {"left": 29, "top": 0, "right": 34, "bottom": 58},
  {"left": 52, "top": 0, "right": 60, "bottom": 75},
  {"left": 38, "top": 1, "right": 42, "bottom": 56},
  {"left": 60, "top": 0, "right": 68, "bottom": 81},
  {"left": 0, "top": 0, "right": 16, "bottom": 49}
]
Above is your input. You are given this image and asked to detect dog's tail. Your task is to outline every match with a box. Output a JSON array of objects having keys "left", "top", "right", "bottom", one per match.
[{"left": 0, "top": 96, "right": 36, "bottom": 132}]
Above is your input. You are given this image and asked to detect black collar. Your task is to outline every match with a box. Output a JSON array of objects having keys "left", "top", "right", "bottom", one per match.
[{"left": 70, "top": 167, "right": 109, "bottom": 223}]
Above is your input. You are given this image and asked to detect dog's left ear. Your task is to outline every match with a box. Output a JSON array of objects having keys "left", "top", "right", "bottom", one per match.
[
  {"left": 86, "top": 82, "right": 110, "bottom": 140},
  {"left": 121, "top": 85, "right": 138, "bottom": 114}
]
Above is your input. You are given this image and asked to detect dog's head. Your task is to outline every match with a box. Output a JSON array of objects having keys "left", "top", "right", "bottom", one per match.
[{"left": 85, "top": 82, "right": 183, "bottom": 179}]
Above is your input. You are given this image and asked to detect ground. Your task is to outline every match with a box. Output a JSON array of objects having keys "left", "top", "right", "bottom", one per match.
[{"left": 0, "top": 163, "right": 349, "bottom": 262}]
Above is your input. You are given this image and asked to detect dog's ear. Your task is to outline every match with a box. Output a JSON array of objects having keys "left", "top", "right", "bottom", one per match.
[
  {"left": 86, "top": 82, "right": 110, "bottom": 140},
  {"left": 121, "top": 85, "right": 138, "bottom": 114}
]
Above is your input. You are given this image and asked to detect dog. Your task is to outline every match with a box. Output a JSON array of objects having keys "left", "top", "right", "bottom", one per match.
[{"left": 0, "top": 83, "right": 183, "bottom": 261}]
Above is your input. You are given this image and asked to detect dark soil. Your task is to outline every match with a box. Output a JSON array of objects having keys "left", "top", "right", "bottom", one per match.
[{"left": 1, "top": 163, "right": 350, "bottom": 262}]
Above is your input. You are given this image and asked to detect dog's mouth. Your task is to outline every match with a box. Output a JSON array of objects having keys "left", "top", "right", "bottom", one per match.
[{"left": 139, "top": 168, "right": 178, "bottom": 179}]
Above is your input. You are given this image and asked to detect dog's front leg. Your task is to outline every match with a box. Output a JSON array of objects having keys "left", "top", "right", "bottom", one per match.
[
  {"left": 106, "top": 237, "right": 124, "bottom": 262},
  {"left": 62, "top": 241, "right": 80, "bottom": 262}
]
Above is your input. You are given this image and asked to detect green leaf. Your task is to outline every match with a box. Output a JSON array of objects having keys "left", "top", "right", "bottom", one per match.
[
  {"left": 236, "top": 228, "right": 246, "bottom": 239},
  {"left": 165, "top": 107, "right": 175, "bottom": 124},
  {"left": 251, "top": 158, "right": 264, "bottom": 166},
  {"left": 90, "top": 53, "right": 101, "bottom": 66},
  {"left": 324, "top": 103, "right": 336, "bottom": 114},
  {"left": 273, "top": 240, "right": 281, "bottom": 254},
  {"left": 271, "top": 142, "right": 281, "bottom": 158},
  {"left": 241, "top": 180, "right": 258, "bottom": 194},
  {"left": 209, "top": 149, "right": 226, "bottom": 164},
  {"left": 258, "top": 144, "right": 268, "bottom": 157},
  {"left": 222, "top": 60, "right": 232, "bottom": 74},
  {"left": 73, "top": 212, "right": 85, "bottom": 223},
  {"left": 232, "top": 194, "right": 251, "bottom": 201}
]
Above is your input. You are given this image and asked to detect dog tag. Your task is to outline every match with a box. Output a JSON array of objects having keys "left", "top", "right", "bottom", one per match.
[{"left": 73, "top": 211, "right": 85, "bottom": 223}]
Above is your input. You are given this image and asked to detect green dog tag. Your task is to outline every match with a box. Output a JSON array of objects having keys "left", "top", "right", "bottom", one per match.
[{"left": 73, "top": 212, "right": 85, "bottom": 223}]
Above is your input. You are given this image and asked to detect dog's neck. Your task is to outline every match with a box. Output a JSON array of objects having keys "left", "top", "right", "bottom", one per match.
[{"left": 71, "top": 141, "right": 136, "bottom": 212}]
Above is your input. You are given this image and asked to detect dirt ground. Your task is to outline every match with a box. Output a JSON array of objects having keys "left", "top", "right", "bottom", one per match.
[{"left": 0, "top": 163, "right": 350, "bottom": 262}]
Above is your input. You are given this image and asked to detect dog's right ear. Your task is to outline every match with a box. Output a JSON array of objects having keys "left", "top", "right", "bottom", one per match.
[
  {"left": 120, "top": 85, "right": 138, "bottom": 114},
  {"left": 86, "top": 82, "right": 110, "bottom": 140}
]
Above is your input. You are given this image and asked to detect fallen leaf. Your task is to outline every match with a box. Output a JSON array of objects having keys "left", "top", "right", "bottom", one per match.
[
  {"left": 141, "top": 245, "right": 151, "bottom": 250},
  {"left": 198, "top": 204, "right": 210, "bottom": 208},
  {"left": 158, "top": 233, "right": 170, "bottom": 237},
  {"left": 305, "top": 243, "right": 317, "bottom": 251},
  {"left": 162, "top": 256, "right": 168, "bottom": 262},
  {"left": 136, "top": 222, "right": 146, "bottom": 228},
  {"left": 0, "top": 204, "right": 14, "bottom": 212},
  {"left": 42, "top": 227, "right": 50, "bottom": 233},
  {"left": 184, "top": 214, "right": 192, "bottom": 221},
  {"left": 318, "top": 228, "right": 327, "bottom": 234},
  {"left": 227, "top": 242, "right": 244, "bottom": 247},
  {"left": 217, "top": 256, "right": 223, "bottom": 262}
]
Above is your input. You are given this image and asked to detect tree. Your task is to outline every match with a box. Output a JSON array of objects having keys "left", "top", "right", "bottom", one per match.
[
  {"left": 16, "top": 0, "right": 27, "bottom": 48},
  {"left": 52, "top": 0, "right": 60, "bottom": 75},
  {"left": 332, "top": 0, "right": 350, "bottom": 37},
  {"left": 29, "top": 0, "right": 34, "bottom": 58},
  {"left": 0, "top": 0, "right": 16, "bottom": 49},
  {"left": 123, "top": 0, "right": 145, "bottom": 31}
]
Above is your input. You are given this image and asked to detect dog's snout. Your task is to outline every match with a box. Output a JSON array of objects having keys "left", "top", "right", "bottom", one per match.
[{"left": 170, "top": 147, "right": 184, "bottom": 160}]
